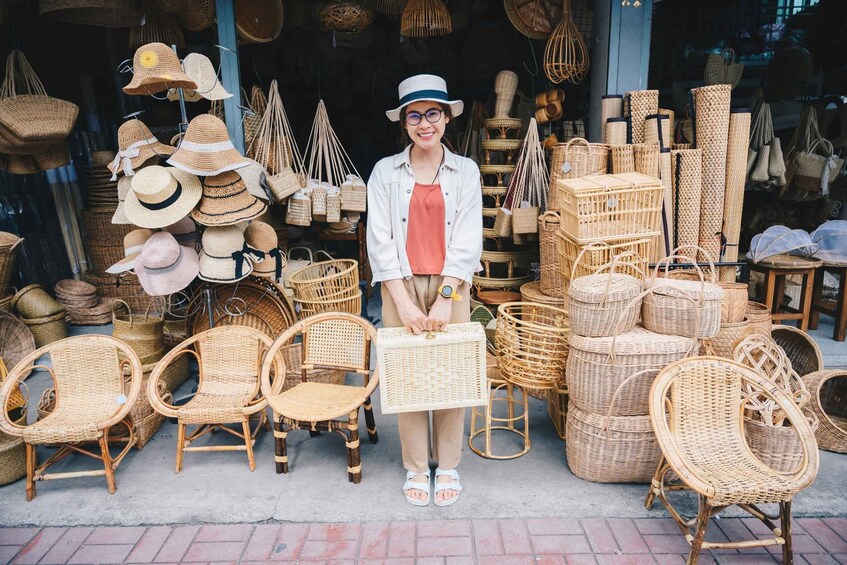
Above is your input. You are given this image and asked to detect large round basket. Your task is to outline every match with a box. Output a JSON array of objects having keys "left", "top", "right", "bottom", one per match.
[
  {"left": 0, "top": 313, "right": 36, "bottom": 374},
  {"left": 802, "top": 370, "right": 847, "bottom": 453},
  {"left": 643, "top": 277, "right": 722, "bottom": 339},
  {"left": 503, "top": 0, "right": 563, "bottom": 40},
  {"left": 11, "top": 284, "right": 64, "bottom": 319},
  {"left": 565, "top": 403, "right": 661, "bottom": 483},
  {"left": 0, "top": 231, "right": 23, "bottom": 297},
  {"left": 495, "top": 302, "right": 569, "bottom": 391},
  {"left": 21, "top": 310, "right": 67, "bottom": 348},
  {"left": 236, "top": 0, "right": 283, "bottom": 43},
  {"left": 189, "top": 278, "right": 297, "bottom": 338},
  {"left": 772, "top": 325, "right": 822, "bottom": 377},
  {"left": 288, "top": 259, "right": 359, "bottom": 302},
  {"left": 743, "top": 418, "right": 806, "bottom": 474}
]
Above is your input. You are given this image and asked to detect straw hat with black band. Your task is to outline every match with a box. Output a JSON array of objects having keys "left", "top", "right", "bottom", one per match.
[
  {"left": 108, "top": 119, "right": 175, "bottom": 180},
  {"left": 244, "top": 221, "right": 285, "bottom": 282},
  {"left": 123, "top": 42, "right": 198, "bottom": 96},
  {"left": 123, "top": 165, "right": 202, "bottom": 229},
  {"left": 135, "top": 231, "right": 200, "bottom": 296},
  {"left": 106, "top": 228, "right": 156, "bottom": 274},
  {"left": 191, "top": 170, "right": 267, "bottom": 226},
  {"left": 167, "top": 114, "right": 251, "bottom": 176},
  {"left": 198, "top": 224, "right": 257, "bottom": 283},
  {"left": 385, "top": 74, "right": 464, "bottom": 122}
]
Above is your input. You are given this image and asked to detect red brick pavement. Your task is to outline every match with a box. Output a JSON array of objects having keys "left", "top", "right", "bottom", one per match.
[{"left": 0, "top": 517, "right": 845, "bottom": 564}]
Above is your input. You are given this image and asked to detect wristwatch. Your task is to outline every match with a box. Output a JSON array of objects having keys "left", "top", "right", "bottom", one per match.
[{"left": 438, "top": 284, "right": 462, "bottom": 301}]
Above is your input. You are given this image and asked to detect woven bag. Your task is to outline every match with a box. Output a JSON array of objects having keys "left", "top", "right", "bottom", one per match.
[
  {"left": 326, "top": 190, "right": 342, "bottom": 223},
  {"left": 248, "top": 80, "right": 305, "bottom": 180},
  {"left": 311, "top": 184, "right": 328, "bottom": 216},
  {"left": 243, "top": 85, "right": 267, "bottom": 148},
  {"left": 704, "top": 48, "right": 744, "bottom": 89},
  {"left": 111, "top": 299, "right": 165, "bottom": 360},
  {"left": 340, "top": 174, "right": 367, "bottom": 212},
  {"left": 286, "top": 190, "right": 313, "bottom": 227},
  {"left": 567, "top": 252, "right": 641, "bottom": 337},
  {"left": 268, "top": 167, "right": 305, "bottom": 202}
]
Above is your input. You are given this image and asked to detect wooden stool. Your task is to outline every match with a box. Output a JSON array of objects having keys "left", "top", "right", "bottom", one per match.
[
  {"left": 810, "top": 261, "right": 847, "bottom": 342},
  {"left": 468, "top": 376, "right": 530, "bottom": 459},
  {"left": 748, "top": 255, "right": 821, "bottom": 331}
]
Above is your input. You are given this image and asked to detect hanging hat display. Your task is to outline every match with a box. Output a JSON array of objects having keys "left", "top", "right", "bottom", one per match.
[
  {"left": 198, "top": 224, "right": 255, "bottom": 283},
  {"left": 123, "top": 42, "right": 198, "bottom": 96},
  {"left": 166, "top": 53, "right": 232, "bottom": 102},
  {"left": 164, "top": 216, "right": 198, "bottom": 249},
  {"left": 167, "top": 114, "right": 251, "bottom": 176},
  {"left": 106, "top": 228, "right": 156, "bottom": 274},
  {"left": 235, "top": 158, "right": 272, "bottom": 201},
  {"left": 135, "top": 231, "right": 200, "bottom": 296},
  {"left": 108, "top": 118, "right": 176, "bottom": 180},
  {"left": 191, "top": 170, "right": 267, "bottom": 226},
  {"left": 111, "top": 176, "right": 133, "bottom": 225},
  {"left": 123, "top": 165, "right": 202, "bottom": 229},
  {"left": 243, "top": 221, "right": 285, "bottom": 282}
]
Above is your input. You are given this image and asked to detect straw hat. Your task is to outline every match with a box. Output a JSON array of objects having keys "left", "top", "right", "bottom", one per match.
[
  {"left": 123, "top": 42, "right": 198, "bottom": 96},
  {"left": 135, "top": 232, "right": 200, "bottom": 296},
  {"left": 198, "top": 225, "right": 255, "bottom": 283},
  {"left": 235, "top": 158, "right": 272, "bottom": 201},
  {"left": 108, "top": 119, "right": 175, "bottom": 180},
  {"left": 191, "top": 170, "right": 267, "bottom": 226},
  {"left": 386, "top": 74, "right": 463, "bottom": 122},
  {"left": 106, "top": 228, "right": 155, "bottom": 274},
  {"left": 167, "top": 114, "right": 250, "bottom": 176},
  {"left": 111, "top": 176, "right": 133, "bottom": 225},
  {"left": 124, "top": 165, "right": 202, "bottom": 229},
  {"left": 244, "top": 221, "right": 286, "bottom": 281},
  {"left": 164, "top": 217, "right": 198, "bottom": 249},
  {"left": 166, "top": 53, "right": 231, "bottom": 102}
]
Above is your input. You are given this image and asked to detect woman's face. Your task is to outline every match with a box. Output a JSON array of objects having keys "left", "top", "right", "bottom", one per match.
[{"left": 403, "top": 101, "right": 449, "bottom": 151}]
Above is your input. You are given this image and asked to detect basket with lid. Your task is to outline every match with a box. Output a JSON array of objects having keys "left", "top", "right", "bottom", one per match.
[{"left": 567, "top": 250, "right": 642, "bottom": 337}]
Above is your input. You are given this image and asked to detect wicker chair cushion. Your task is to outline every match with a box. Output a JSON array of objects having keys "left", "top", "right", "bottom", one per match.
[
  {"left": 268, "top": 382, "right": 368, "bottom": 422},
  {"left": 23, "top": 417, "right": 101, "bottom": 444},
  {"left": 176, "top": 389, "right": 256, "bottom": 424}
]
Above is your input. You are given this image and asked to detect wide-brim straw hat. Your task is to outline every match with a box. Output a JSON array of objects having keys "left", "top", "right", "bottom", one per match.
[
  {"left": 124, "top": 165, "right": 202, "bottom": 229},
  {"left": 244, "top": 220, "right": 285, "bottom": 280},
  {"left": 123, "top": 42, "right": 198, "bottom": 96},
  {"left": 108, "top": 118, "right": 175, "bottom": 180},
  {"left": 191, "top": 170, "right": 267, "bottom": 226},
  {"left": 172, "top": 52, "right": 232, "bottom": 101},
  {"left": 198, "top": 225, "right": 254, "bottom": 283},
  {"left": 106, "top": 228, "right": 156, "bottom": 274},
  {"left": 164, "top": 216, "right": 198, "bottom": 249},
  {"left": 386, "top": 74, "right": 464, "bottom": 122},
  {"left": 111, "top": 176, "right": 133, "bottom": 224},
  {"left": 236, "top": 159, "right": 272, "bottom": 201},
  {"left": 167, "top": 114, "right": 250, "bottom": 176},
  {"left": 135, "top": 232, "right": 200, "bottom": 296}
]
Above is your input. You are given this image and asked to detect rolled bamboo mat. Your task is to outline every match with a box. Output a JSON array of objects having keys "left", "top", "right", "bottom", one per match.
[
  {"left": 671, "top": 149, "right": 703, "bottom": 253},
  {"left": 605, "top": 118, "right": 627, "bottom": 145},
  {"left": 644, "top": 114, "right": 670, "bottom": 150},
  {"left": 600, "top": 95, "right": 624, "bottom": 143},
  {"left": 659, "top": 108, "right": 675, "bottom": 139},
  {"left": 721, "top": 108, "right": 751, "bottom": 282},
  {"left": 658, "top": 148, "right": 673, "bottom": 257},
  {"left": 692, "top": 84, "right": 731, "bottom": 262},
  {"left": 625, "top": 90, "right": 658, "bottom": 144}
]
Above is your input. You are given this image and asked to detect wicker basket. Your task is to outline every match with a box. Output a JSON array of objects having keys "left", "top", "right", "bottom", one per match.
[
  {"left": 556, "top": 232, "right": 650, "bottom": 284},
  {"left": 0, "top": 293, "right": 12, "bottom": 313},
  {"left": 548, "top": 138, "right": 610, "bottom": 210},
  {"left": 112, "top": 299, "right": 165, "bottom": 360},
  {"left": 81, "top": 211, "right": 133, "bottom": 242},
  {"left": 341, "top": 175, "right": 367, "bottom": 212},
  {"left": 21, "top": 310, "right": 67, "bottom": 348},
  {"left": 610, "top": 144, "right": 634, "bottom": 174},
  {"left": 0, "top": 410, "right": 26, "bottom": 485},
  {"left": 746, "top": 301, "right": 772, "bottom": 333},
  {"left": 377, "top": 322, "right": 486, "bottom": 414},
  {"left": 520, "top": 281, "right": 565, "bottom": 308},
  {"left": 547, "top": 384, "right": 568, "bottom": 440},
  {"left": 538, "top": 212, "right": 562, "bottom": 296},
  {"left": 772, "top": 325, "right": 822, "bottom": 377},
  {"left": 0, "top": 232, "right": 23, "bottom": 297},
  {"left": 288, "top": 259, "right": 359, "bottom": 302},
  {"left": 556, "top": 172, "right": 663, "bottom": 244},
  {"left": 0, "top": 313, "right": 36, "bottom": 374},
  {"left": 565, "top": 402, "right": 661, "bottom": 483},
  {"left": 802, "top": 370, "right": 847, "bottom": 453},
  {"left": 632, "top": 143, "right": 659, "bottom": 178},
  {"left": 311, "top": 185, "right": 327, "bottom": 216},
  {"left": 11, "top": 284, "right": 64, "bottom": 318},
  {"left": 295, "top": 289, "right": 362, "bottom": 319},
  {"left": 743, "top": 418, "right": 805, "bottom": 474},
  {"left": 567, "top": 253, "right": 641, "bottom": 337},
  {"left": 718, "top": 282, "right": 748, "bottom": 323},
  {"left": 495, "top": 302, "right": 569, "bottom": 391},
  {"left": 701, "top": 318, "right": 751, "bottom": 358},
  {"left": 85, "top": 240, "right": 125, "bottom": 271},
  {"left": 39, "top": 0, "right": 139, "bottom": 27}
]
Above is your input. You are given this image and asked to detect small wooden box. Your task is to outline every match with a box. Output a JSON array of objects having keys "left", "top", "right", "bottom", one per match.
[{"left": 377, "top": 322, "right": 487, "bottom": 414}]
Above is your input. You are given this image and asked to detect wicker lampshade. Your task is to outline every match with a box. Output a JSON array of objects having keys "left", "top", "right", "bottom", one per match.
[
  {"left": 39, "top": 0, "right": 139, "bottom": 27},
  {"left": 543, "top": 0, "right": 590, "bottom": 84},
  {"left": 365, "top": 0, "right": 405, "bottom": 15},
  {"left": 400, "top": 0, "right": 451, "bottom": 37},
  {"left": 319, "top": 0, "right": 373, "bottom": 32},
  {"left": 130, "top": 1, "right": 185, "bottom": 50}
]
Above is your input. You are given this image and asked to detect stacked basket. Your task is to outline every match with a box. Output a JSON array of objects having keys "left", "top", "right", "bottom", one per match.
[
  {"left": 11, "top": 284, "right": 67, "bottom": 348},
  {"left": 287, "top": 258, "right": 361, "bottom": 319},
  {"left": 0, "top": 232, "right": 23, "bottom": 312},
  {"left": 54, "top": 279, "right": 115, "bottom": 325}
]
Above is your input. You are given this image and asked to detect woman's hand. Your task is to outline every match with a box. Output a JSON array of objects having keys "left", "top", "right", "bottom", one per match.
[
  {"left": 426, "top": 297, "right": 452, "bottom": 331},
  {"left": 396, "top": 300, "right": 429, "bottom": 335}
]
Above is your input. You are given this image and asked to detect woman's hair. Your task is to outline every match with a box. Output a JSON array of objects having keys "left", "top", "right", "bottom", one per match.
[{"left": 397, "top": 102, "right": 455, "bottom": 151}]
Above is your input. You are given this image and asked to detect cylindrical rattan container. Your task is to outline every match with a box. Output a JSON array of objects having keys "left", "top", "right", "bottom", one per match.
[
  {"left": 548, "top": 138, "right": 609, "bottom": 210},
  {"left": 495, "top": 302, "right": 569, "bottom": 391},
  {"left": 11, "top": 284, "right": 64, "bottom": 318},
  {"left": 772, "top": 325, "right": 822, "bottom": 377},
  {"left": 718, "top": 282, "right": 748, "bottom": 323},
  {"left": 633, "top": 143, "right": 659, "bottom": 178},
  {"left": 802, "top": 370, "right": 847, "bottom": 453},
  {"left": 746, "top": 301, "right": 772, "bottom": 333},
  {"left": 610, "top": 144, "right": 634, "bottom": 174},
  {"left": 743, "top": 418, "right": 806, "bottom": 474},
  {"left": 670, "top": 149, "right": 702, "bottom": 252},
  {"left": 565, "top": 402, "right": 661, "bottom": 483},
  {"left": 538, "top": 212, "right": 562, "bottom": 296},
  {"left": 701, "top": 318, "right": 751, "bottom": 358},
  {"left": 85, "top": 241, "right": 126, "bottom": 271},
  {"left": 605, "top": 118, "right": 628, "bottom": 146},
  {"left": 624, "top": 90, "right": 658, "bottom": 145},
  {"left": 600, "top": 95, "right": 624, "bottom": 143},
  {"left": 644, "top": 114, "right": 670, "bottom": 150},
  {"left": 567, "top": 256, "right": 641, "bottom": 338},
  {"left": 0, "top": 232, "right": 23, "bottom": 297},
  {"left": 288, "top": 259, "right": 359, "bottom": 301},
  {"left": 520, "top": 281, "right": 565, "bottom": 308},
  {"left": 112, "top": 299, "right": 165, "bottom": 360},
  {"left": 21, "top": 310, "right": 67, "bottom": 348}
]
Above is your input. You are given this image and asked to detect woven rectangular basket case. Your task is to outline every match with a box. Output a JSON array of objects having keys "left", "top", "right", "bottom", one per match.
[
  {"left": 377, "top": 322, "right": 487, "bottom": 414},
  {"left": 556, "top": 230, "right": 651, "bottom": 283},
  {"left": 341, "top": 177, "right": 367, "bottom": 212},
  {"left": 557, "top": 172, "right": 663, "bottom": 244}
]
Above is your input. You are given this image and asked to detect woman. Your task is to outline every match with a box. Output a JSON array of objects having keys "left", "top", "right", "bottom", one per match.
[{"left": 367, "top": 74, "right": 482, "bottom": 507}]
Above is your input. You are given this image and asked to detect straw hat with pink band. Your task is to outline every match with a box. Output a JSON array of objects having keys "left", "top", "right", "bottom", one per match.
[
  {"left": 106, "top": 228, "right": 156, "bottom": 274},
  {"left": 111, "top": 176, "right": 133, "bottom": 225},
  {"left": 198, "top": 224, "right": 258, "bottom": 283},
  {"left": 167, "top": 114, "right": 250, "bottom": 176},
  {"left": 244, "top": 221, "right": 286, "bottom": 282},
  {"left": 108, "top": 119, "right": 175, "bottom": 181},
  {"left": 191, "top": 170, "right": 267, "bottom": 226},
  {"left": 164, "top": 217, "right": 198, "bottom": 249},
  {"left": 123, "top": 165, "right": 202, "bottom": 229},
  {"left": 123, "top": 42, "right": 198, "bottom": 96},
  {"left": 135, "top": 231, "right": 200, "bottom": 296}
]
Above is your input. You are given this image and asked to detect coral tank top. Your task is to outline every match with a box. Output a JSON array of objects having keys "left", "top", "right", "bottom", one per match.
[{"left": 406, "top": 182, "right": 446, "bottom": 275}]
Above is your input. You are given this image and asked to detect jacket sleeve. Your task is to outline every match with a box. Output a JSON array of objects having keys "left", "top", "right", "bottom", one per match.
[
  {"left": 441, "top": 160, "right": 483, "bottom": 283},
  {"left": 366, "top": 161, "right": 404, "bottom": 283}
]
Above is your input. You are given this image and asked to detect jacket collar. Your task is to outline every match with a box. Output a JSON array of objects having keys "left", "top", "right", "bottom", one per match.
[{"left": 393, "top": 143, "right": 459, "bottom": 171}]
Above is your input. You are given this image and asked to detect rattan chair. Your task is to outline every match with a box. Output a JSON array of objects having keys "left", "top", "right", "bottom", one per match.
[
  {"left": 645, "top": 357, "right": 819, "bottom": 565},
  {"left": 0, "top": 335, "right": 143, "bottom": 501},
  {"left": 148, "top": 326, "right": 278, "bottom": 472},
  {"left": 260, "top": 312, "right": 378, "bottom": 483}
]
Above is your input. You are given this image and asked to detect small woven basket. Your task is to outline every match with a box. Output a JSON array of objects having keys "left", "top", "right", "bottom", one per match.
[
  {"left": 21, "top": 310, "right": 67, "bottom": 348},
  {"left": 772, "top": 325, "right": 822, "bottom": 377},
  {"left": 311, "top": 185, "right": 328, "bottom": 216},
  {"left": 701, "top": 318, "right": 751, "bottom": 358},
  {"left": 802, "top": 370, "right": 847, "bottom": 454},
  {"left": 341, "top": 176, "right": 367, "bottom": 212},
  {"left": 743, "top": 418, "right": 806, "bottom": 474},
  {"left": 285, "top": 192, "right": 312, "bottom": 226},
  {"left": 548, "top": 138, "right": 609, "bottom": 210},
  {"left": 610, "top": 144, "right": 634, "bottom": 174},
  {"left": 288, "top": 259, "right": 359, "bottom": 302},
  {"left": 11, "top": 284, "right": 64, "bottom": 318},
  {"left": 746, "top": 301, "right": 772, "bottom": 333},
  {"left": 567, "top": 252, "right": 641, "bottom": 337},
  {"left": 718, "top": 282, "right": 748, "bottom": 323},
  {"left": 112, "top": 299, "right": 165, "bottom": 360}
]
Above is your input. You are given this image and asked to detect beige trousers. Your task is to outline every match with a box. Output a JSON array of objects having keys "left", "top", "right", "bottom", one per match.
[{"left": 380, "top": 276, "right": 470, "bottom": 474}]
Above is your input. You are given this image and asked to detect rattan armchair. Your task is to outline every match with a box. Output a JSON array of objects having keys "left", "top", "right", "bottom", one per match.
[
  {"left": 645, "top": 357, "right": 819, "bottom": 565},
  {"left": 148, "top": 326, "right": 278, "bottom": 472},
  {"left": 260, "top": 312, "right": 378, "bottom": 483},
  {"left": 0, "top": 335, "right": 143, "bottom": 501}
]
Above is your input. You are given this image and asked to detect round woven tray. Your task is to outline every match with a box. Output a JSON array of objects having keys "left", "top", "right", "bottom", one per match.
[
  {"left": 188, "top": 277, "right": 296, "bottom": 338},
  {"left": 484, "top": 118, "right": 523, "bottom": 130},
  {"left": 481, "top": 139, "right": 522, "bottom": 152},
  {"left": 236, "top": 0, "right": 283, "bottom": 43},
  {"left": 481, "top": 187, "right": 508, "bottom": 197},
  {"left": 503, "top": 0, "right": 563, "bottom": 40},
  {"left": 479, "top": 164, "right": 517, "bottom": 175}
]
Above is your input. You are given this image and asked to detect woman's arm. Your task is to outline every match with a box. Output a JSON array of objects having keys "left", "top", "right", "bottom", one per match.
[
  {"left": 383, "top": 279, "right": 428, "bottom": 334},
  {"left": 366, "top": 161, "right": 404, "bottom": 283},
  {"left": 441, "top": 161, "right": 483, "bottom": 282}
]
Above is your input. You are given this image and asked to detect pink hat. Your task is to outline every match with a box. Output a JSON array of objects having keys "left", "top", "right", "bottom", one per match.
[{"left": 135, "top": 232, "right": 200, "bottom": 296}]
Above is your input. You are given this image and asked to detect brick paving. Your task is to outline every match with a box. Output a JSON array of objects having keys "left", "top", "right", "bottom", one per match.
[{"left": 0, "top": 517, "right": 845, "bottom": 564}]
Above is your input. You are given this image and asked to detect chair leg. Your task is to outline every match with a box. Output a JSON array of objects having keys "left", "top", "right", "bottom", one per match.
[
  {"left": 687, "top": 495, "right": 710, "bottom": 565},
  {"left": 363, "top": 396, "right": 378, "bottom": 444},
  {"left": 645, "top": 458, "right": 666, "bottom": 509},
  {"left": 100, "top": 435, "right": 116, "bottom": 494},
  {"left": 347, "top": 409, "right": 361, "bottom": 484},
  {"left": 25, "top": 443, "right": 36, "bottom": 501},
  {"left": 781, "top": 500, "right": 793, "bottom": 565},
  {"left": 273, "top": 416, "right": 288, "bottom": 474},
  {"left": 175, "top": 423, "right": 186, "bottom": 474},
  {"left": 243, "top": 420, "right": 256, "bottom": 471}
]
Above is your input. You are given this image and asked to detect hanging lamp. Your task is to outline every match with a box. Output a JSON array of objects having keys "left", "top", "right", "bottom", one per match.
[
  {"left": 400, "top": 0, "right": 451, "bottom": 37},
  {"left": 365, "top": 0, "right": 405, "bottom": 16}
]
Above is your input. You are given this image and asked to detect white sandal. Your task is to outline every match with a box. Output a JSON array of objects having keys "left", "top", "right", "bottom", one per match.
[
  {"left": 433, "top": 468, "right": 462, "bottom": 507},
  {"left": 403, "top": 469, "right": 431, "bottom": 507}
]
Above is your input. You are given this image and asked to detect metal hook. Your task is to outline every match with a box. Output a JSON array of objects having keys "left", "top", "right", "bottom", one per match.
[{"left": 117, "top": 59, "right": 133, "bottom": 74}]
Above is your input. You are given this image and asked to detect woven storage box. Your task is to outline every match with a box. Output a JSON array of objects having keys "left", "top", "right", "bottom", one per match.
[
  {"left": 548, "top": 138, "right": 609, "bottom": 210},
  {"left": 538, "top": 212, "right": 562, "bottom": 296},
  {"left": 377, "top": 322, "right": 487, "bottom": 414},
  {"left": 772, "top": 325, "right": 822, "bottom": 377},
  {"left": 557, "top": 172, "right": 663, "bottom": 244},
  {"left": 743, "top": 418, "right": 805, "bottom": 474},
  {"left": 567, "top": 325, "right": 694, "bottom": 416},
  {"left": 556, "top": 231, "right": 651, "bottom": 283},
  {"left": 802, "top": 370, "right": 847, "bottom": 453},
  {"left": 644, "top": 257, "right": 723, "bottom": 339},
  {"left": 746, "top": 301, "right": 771, "bottom": 332},
  {"left": 567, "top": 263, "right": 641, "bottom": 337},
  {"left": 566, "top": 403, "right": 661, "bottom": 483},
  {"left": 610, "top": 144, "right": 634, "bottom": 174}
]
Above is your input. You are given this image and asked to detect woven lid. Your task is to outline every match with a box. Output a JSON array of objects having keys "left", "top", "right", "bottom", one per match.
[
  {"left": 167, "top": 114, "right": 250, "bottom": 176},
  {"left": 135, "top": 232, "right": 200, "bottom": 296},
  {"left": 123, "top": 42, "right": 198, "bottom": 95},
  {"left": 124, "top": 165, "right": 202, "bottom": 229},
  {"left": 569, "top": 325, "right": 695, "bottom": 356},
  {"left": 191, "top": 171, "right": 267, "bottom": 226},
  {"left": 649, "top": 278, "right": 724, "bottom": 301},
  {"left": 107, "top": 119, "right": 175, "bottom": 179},
  {"left": 568, "top": 273, "right": 641, "bottom": 304},
  {"left": 199, "top": 225, "right": 254, "bottom": 283},
  {"left": 106, "top": 228, "right": 156, "bottom": 274}
]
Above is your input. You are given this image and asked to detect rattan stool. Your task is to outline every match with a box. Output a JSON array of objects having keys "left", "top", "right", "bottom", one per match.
[
  {"left": 468, "top": 375, "right": 530, "bottom": 459},
  {"left": 810, "top": 261, "right": 847, "bottom": 342},
  {"left": 748, "top": 254, "right": 821, "bottom": 331}
]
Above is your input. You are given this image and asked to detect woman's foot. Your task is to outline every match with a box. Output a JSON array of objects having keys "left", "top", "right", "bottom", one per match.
[
  {"left": 434, "top": 468, "right": 462, "bottom": 507},
  {"left": 403, "top": 470, "right": 431, "bottom": 506}
]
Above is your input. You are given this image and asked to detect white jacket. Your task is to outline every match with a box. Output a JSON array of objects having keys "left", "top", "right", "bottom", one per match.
[{"left": 366, "top": 144, "right": 483, "bottom": 285}]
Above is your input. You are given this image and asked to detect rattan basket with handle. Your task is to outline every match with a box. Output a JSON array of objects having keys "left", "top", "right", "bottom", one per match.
[
  {"left": 288, "top": 259, "right": 359, "bottom": 302},
  {"left": 112, "top": 299, "right": 165, "bottom": 360},
  {"left": 538, "top": 212, "right": 562, "bottom": 296},
  {"left": 556, "top": 232, "right": 651, "bottom": 284},
  {"left": 802, "top": 370, "right": 847, "bottom": 453},
  {"left": 567, "top": 251, "right": 641, "bottom": 337},
  {"left": 548, "top": 137, "right": 609, "bottom": 210}
]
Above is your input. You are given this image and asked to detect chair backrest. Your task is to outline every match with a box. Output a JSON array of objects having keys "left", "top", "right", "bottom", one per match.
[
  {"left": 51, "top": 338, "right": 126, "bottom": 407},
  {"left": 301, "top": 314, "right": 373, "bottom": 372},
  {"left": 196, "top": 326, "right": 267, "bottom": 391}
]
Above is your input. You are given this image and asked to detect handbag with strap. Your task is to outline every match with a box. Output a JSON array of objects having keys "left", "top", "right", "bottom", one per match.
[{"left": 786, "top": 105, "right": 844, "bottom": 195}]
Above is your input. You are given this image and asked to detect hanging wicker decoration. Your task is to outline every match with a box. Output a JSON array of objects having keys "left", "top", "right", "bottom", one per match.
[
  {"left": 174, "top": 0, "right": 215, "bottom": 32},
  {"left": 319, "top": 1, "right": 374, "bottom": 33},
  {"left": 503, "top": 0, "right": 563, "bottom": 40},
  {"left": 543, "top": 0, "right": 590, "bottom": 84},
  {"left": 364, "top": 0, "right": 405, "bottom": 15},
  {"left": 236, "top": 0, "right": 284, "bottom": 43},
  {"left": 303, "top": 100, "right": 363, "bottom": 189},
  {"left": 39, "top": 0, "right": 139, "bottom": 27},
  {"left": 400, "top": 0, "right": 451, "bottom": 38},
  {"left": 130, "top": 1, "right": 185, "bottom": 50}
]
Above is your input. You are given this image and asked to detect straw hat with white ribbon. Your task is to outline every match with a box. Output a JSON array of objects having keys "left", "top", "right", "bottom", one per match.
[
  {"left": 107, "top": 119, "right": 175, "bottom": 180},
  {"left": 167, "top": 114, "right": 250, "bottom": 176}
]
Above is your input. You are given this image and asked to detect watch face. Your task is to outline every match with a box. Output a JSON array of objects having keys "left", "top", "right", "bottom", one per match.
[{"left": 441, "top": 285, "right": 453, "bottom": 297}]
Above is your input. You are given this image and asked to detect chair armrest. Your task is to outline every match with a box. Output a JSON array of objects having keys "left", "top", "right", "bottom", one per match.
[{"left": 147, "top": 348, "right": 200, "bottom": 419}]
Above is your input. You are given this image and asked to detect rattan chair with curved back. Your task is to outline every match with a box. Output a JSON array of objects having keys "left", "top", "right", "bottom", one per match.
[
  {"left": 0, "top": 335, "right": 143, "bottom": 501},
  {"left": 645, "top": 357, "right": 819, "bottom": 565},
  {"left": 148, "top": 326, "right": 278, "bottom": 473},
  {"left": 260, "top": 312, "right": 378, "bottom": 483}
]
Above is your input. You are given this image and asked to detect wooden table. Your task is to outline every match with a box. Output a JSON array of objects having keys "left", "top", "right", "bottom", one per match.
[
  {"left": 810, "top": 261, "right": 847, "bottom": 342},
  {"left": 748, "top": 254, "right": 822, "bottom": 331}
]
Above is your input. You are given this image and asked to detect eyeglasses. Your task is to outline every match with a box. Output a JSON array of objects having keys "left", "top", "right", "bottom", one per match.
[{"left": 404, "top": 108, "right": 444, "bottom": 126}]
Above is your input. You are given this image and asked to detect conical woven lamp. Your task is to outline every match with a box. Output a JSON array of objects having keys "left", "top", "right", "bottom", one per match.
[
  {"left": 366, "top": 0, "right": 405, "bottom": 15},
  {"left": 401, "top": 0, "right": 451, "bottom": 37}
]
